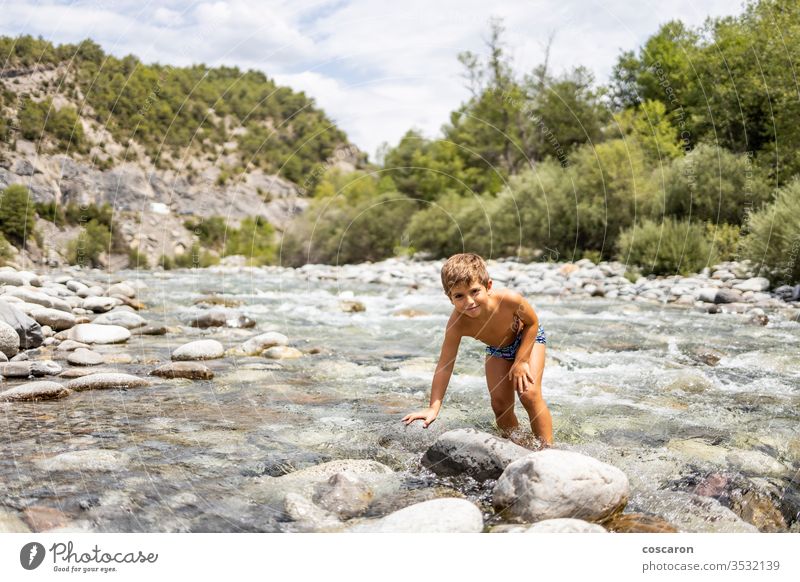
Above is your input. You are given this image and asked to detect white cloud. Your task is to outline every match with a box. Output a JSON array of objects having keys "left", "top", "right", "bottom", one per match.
[{"left": 0, "top": 0, "right": 746, "bottom": 160}]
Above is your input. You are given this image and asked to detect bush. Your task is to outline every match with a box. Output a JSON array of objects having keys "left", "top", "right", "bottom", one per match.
[
  {"left": 0, "top": 184, "right": 35, "bottom": 245},
  {"left": 35, "top": 201, "right": 67, "bottom": 227},
  {"left": 741, "top": 180, "right": 800, "bottom": 285},
  {"left": 184, "top": 215, "right": 228, "bottom": 250},
  {"left": 127, "top": 247, "right": 149, "bottom": 269},
  {"left": 66, "top": 219, "right": 111, "bottom": 267},
  {"left": 616, "top": 218, "right": 712, "bottom": 276},
  {"left": 0, "top": 232, "right": 12, "bottom": 265},
  {"left": 224, "top": 216, "right": 276, "bottom": 265},
  {"left": 172, "top": 244, "right": 219, "bottom": 269}
]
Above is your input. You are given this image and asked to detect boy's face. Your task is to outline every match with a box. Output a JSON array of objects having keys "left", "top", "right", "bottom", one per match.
[{"left": 448, "top": 279, "right": 492, "bottom": 318}]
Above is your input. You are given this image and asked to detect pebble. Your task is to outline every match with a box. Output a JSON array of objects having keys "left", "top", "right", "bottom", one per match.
[
  {"left": 263, "top": 346, "right": 303, "bottom": 359},
  {"left": 171, "top": 339, "right": 225, "bottom": 361},
  {"left": 65, "top": 373, "right": 152, "bottom": 391},
  {"left": 67, "top": 348, "right": 104, "bottom": 366},
  {"left": 82, "top": 296, "right": 121, "bottom": 313},
  {"left": 0, "top": 381, "right": 71, "bottom": 402},
  {"left": 151, "top": 362, "right": 214, "bottom": 380},
  {"left": 62, "top": 323, "right": 131, "bottom": 344},
  {"left": 0, "top": 320, "right": 20, "bottom": 357},
  {"left": 238, "top": 332, "right": 288, "bottom": 355},
  {"left": 35, "top": 449, "right": 129, "bottom": 472},
  {"left": 92, "top": 310, "right": 147, "bottom": 329},
  {"left": 56, "top": 340, "right": 91, "bottom": 351}
]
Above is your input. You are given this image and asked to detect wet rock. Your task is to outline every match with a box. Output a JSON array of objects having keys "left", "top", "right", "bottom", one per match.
[
  {"left": 31, "top": 360, "right": 62, "bottom": 376},
  {"left": 0, "top": 320, "right": 20, "bottom": 357},
  {"left": 313, "top": 472, "right": 374, "bottom": 519},
  {"left": 104, "top": 353, "right": 133, "bottom": 364},
  {"left": 526, "top": 518, "right": 607, "bottom": 533},
  {"left": 188, "top": 310, "right": 228, "bottom": 328},
  {"left": 107, "top": 283, "right": 136, "bottom": 298},
  {"left": 0, "top": 361, "right": 34, "bottom": 377},
  {"left": 28, "top": 307, "right": 76, "bottom": 331},
  {"left": 10, "top": 352, "right": 28, "bottom": 361},
  {"left": 349, "top": 498, "right": 483, "bottom": 533},
  {"left": 238, "top": 332, "right": 288, "bottom": 355},
  {"left": 0, "top": 508, "right": 31, "bottom": 532},
  {"left": 697, "top": 288, "right": 719, "bottom": 303},
  {"left": 58, "top": 367, "right": 117, "bottom": 379},
  {"left": 131, "top": 325, "right": 167, "bottom": 336},
  {"left": 688, "top": 346, "right": 724, "bottom": 366},
  {"left": 493, "top": 449, "right": 629, "bottom": 523},
  {"left": 634, "top": 490, "right": 758, "bottom": 532},
  {"left": 92, "top": 310, "right": 146, "bottom": 329},
  {"left": 263, "top": 346, "right": 302, "bottom": 359},
  {"left": 726, "top": 450, "right": 788, "bottom": 477},
  {"left": 65, "top": 373, "right": 152, "bottom": 391},
  {"left": 715, "top": 289, "right": 743, "bottom": 304},
  {"left": 0, "top": 381, "right": 71, "bottom": 402},
  {"left": 62, "top": 323, "right": 131, "bottom": 344},
  {"left": 0, "top": 299, "right": 43, "bottom": 348},
  {"left": 171, "top": 339, "right": 225, "bottom": 361},
  {"left": 151, "top": 362, "right": 214, "bottom": 380},
  {"left": 421, "top": 428, "right": 531, "bottom": 482},
  {"left": 340, "top": 300, "right": 366, "bottom": 313},
  {"left": 603, "top": 513, "right": 679, "bottom": 533},
  {"left": 733, "top": 277, "right": 770, "bottom": 292},
  {"left": 35, "top": 449, "right": 129, "bottom": 472},
  {"left": 747, "top": 312, "right": 769, "bottom": 326},
  {"left": 730, "top": 489, "right": 787, "bottom": 532},
  {"left": 284, "top": 493, "right": 341, "bottom": 530},
  {"left": 82, "top": 296, "right": 121, "bottom": 313},
  {"left": 56, "top": 340, "right": 90, "bottom": 351},
  {"left": 67, "top": 348, "right": 104, "bottom": 366},
  {"left": 3, "top": 287, "right": 71, "bottom": 311}
]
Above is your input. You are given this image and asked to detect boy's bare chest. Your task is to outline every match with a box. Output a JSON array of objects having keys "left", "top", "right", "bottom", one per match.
[{"left": 459, "top": 311, "right": 521, "bottom": 347}]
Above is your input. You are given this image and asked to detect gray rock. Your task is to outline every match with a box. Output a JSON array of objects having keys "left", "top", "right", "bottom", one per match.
[
  {"left": 0, "top": 320, "right": 20, "bottom": 357},
  {"left": 2, "top": 287, "right": 71, "bottom": 312},
  {"left": 65, "top": 373, "right": 152, "bottom": 391},
  {"left": 238, "top": 332, "right": 288, "bottom": 355},
  {"left": 263, "top": 346, "right": 303, "bottom": 359},
  {"left": 421, "top": 428, "right": 531, "bottom": 482},
  {"left": 0, "top": 362, "right": 33, "bottom": 378},
  {"left": 150, "top": 362, "right": 214, "bottom": 380},
  {"left": 734, "top": 277, "right": 770, "bottom": 292},
  {"left": 67, "top": 348, "right": 104, "bottom": 366},
  {"left": 56, "top": 340, "right": 90, "bottom": 352},
  {"left": 35, "top": 449, "right": 129, "bottom": 472},
  {"left": 0, "top": 299, "right": 43, "bottom": 349},
  {"left": 0, "top": 509, "right": 30, "bottom": 532},
  {"left": 62, "top": 324, "right": 131, "bottom": 344},
  {"left": 635, "top": 490, "right": 758, "bottom": 533},
  {"left": 697, "top": 288, "right": 719, "bottom": 303},
  {"left": 313, "top": 472, "right": 374, "bottom": 519},
  {"left": 0, "top": 381, "right": 71, "bottom": 402},
  {"left": 284, "top": 493, "right": 341, "bottom": 530},
  {"left": 349, "top": 498, "right": 483, "bottom": 533},
  {"left": 82, "top": 296, "right": 121, "bottom": 313},
  {"left": 107, "top": 283, "right": 136, "bottom": 298},
  {"left": 30, "top": 360, "right": 62, "bottom": 376},
  {"left": 29, "top": 307, "right": 76, "bottom": 331},
  {"left": 171, "top": 339, "right": 225, "bottom": 361},
  {"left": 715, "top": 289, "right": 743, "bottom": 304},
  {"left": 493, "top": 449, "right": 629, "bottom": 523},
  {"left": 92, "top": 310, "right": 146, "bottom": 329},
  {"left": 525, "top": 518, "right": 607, "bottom": 533},
  {"left": 188, "top": 310, "right": 255, "bottom": 329},
  {"left": 130, "top": 325, "right": 167, "bottom": 336}
]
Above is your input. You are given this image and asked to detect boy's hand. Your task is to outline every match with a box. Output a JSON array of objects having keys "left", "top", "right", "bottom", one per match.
[
  {"left": 401, "top": 407, "right": 439, "bottom": 428},
  {"left": 509, "top": 362, "right": 534, "bottom": 394}
]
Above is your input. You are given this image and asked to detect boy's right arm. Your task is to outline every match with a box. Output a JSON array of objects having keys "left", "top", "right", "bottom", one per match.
[{"left": 401, "top": 323, "right": 461, "bottom": 428}]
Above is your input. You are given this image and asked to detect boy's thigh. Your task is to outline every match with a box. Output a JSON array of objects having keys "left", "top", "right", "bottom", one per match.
[{"left": 484, "top": 356, "right": 515, "bottom": 403}]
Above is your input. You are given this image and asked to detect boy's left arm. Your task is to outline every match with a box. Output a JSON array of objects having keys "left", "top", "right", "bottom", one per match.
[{"left": 509, "top": 294, "right": 539, "bottom": 394}]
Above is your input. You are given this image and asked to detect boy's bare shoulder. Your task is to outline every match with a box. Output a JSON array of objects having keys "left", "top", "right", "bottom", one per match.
[
  {"left": 494, "top": 287, "right": 525, "bottom": 306},
  {"left": 445, "top": 309, "right": 466, "bottom": 336}
]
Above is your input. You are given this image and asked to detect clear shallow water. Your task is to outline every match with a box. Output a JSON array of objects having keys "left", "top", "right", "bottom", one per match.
[{"left": 1, "top": 265, "right": 798, "bottom": 532}]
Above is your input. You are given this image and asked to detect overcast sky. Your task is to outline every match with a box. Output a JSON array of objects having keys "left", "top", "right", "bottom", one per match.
[{"left": 1, "top": 0, "right": 746, "bottom": 160}]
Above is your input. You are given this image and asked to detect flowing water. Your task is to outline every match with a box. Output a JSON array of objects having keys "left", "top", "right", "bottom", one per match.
[{"left": 1, "top": 264, "right": 799, "bottom": 532}]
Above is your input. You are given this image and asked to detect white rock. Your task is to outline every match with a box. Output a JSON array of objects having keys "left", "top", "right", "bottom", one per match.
[
  {"left": 493, "top": 449, "right": 629, "bottom": 523},
  {"left": 65, "top": 373, "right": 151, "bottom": 391},
  {"left": 349, "top": 498, "right": 484, "bottom": 533},
  {"left": 0, "top": 320, "right": 20, "bottom": 357},
  {"left": 239, "top": 332, "right": 288, "bottom": 355},
  {"left": 0, "top": 381, "right": 71, "bottom": 402},
  {"left": 62, "top": 324, "right": 130, "bottom": 344},
  {"left": 82, "top": 296, "right": 122, "bottom": 313},
  {"left": 36, "top": 449, "right": 129, "bottom": 472},
  {"left": 107, "top": 283, "right": 136, "bottom": 298},
  {"left": 171, "top": 339, "right": 225, "bottom": 361},
  {"left": 733, "top": 277, "right": 770, "bottom": 292},
  {"left": 525, "top": 518, "right": 607, "bottom": 533},
  {"left": 92, "top": 310, "right": 146, "bottom": 329},
  {"left": 29, "top": 307, "right": 76, "bottom": 331},
  {"left": 263, "top": 346, "right": 303, "bottom": 359},
  {"left": 67, "top": 348, "right": 104, "bottom": 366}
]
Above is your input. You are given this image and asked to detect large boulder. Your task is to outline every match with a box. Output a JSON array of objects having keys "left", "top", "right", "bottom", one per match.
[
  {"left": 492, "top": 449, "right": 629, "bottom": 523},
  {"left": 0, "top": 299, "right": 43, "bottom": 349},
  {"left": 2, "top": 287, "right": 71, "bottom": 312},
  {"left": 421, "top": 428, "right": 531, "bottom": 482},
  {"left": 349, "top": 498, "right": 484, "bottom": 533},
  {"left": 0, "top": 320, "right": 20, "bottom": 358}
]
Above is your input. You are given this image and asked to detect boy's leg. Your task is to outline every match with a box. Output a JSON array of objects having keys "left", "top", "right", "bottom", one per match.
[
  {"left": 518, "top": 343, "right": 553, "bottom": 445},
  {"left": 484, "top": 356, "right": 519, "bottom": 435}
]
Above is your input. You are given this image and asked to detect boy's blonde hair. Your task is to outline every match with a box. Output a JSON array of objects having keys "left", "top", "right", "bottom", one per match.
[{"left": 440, "top": 253, "right": 490, "bottom": 296}]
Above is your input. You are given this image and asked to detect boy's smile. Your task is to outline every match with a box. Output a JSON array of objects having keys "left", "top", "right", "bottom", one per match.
[{"left": 449, "top": 280, "right": 493, "bottom": 318}]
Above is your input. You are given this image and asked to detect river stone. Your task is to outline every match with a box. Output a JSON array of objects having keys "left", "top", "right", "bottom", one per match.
[
  {"left": 733, "top": 277, "right": 770, "bottom": 292},
  {"left": 188, "top": 310, "right": 227, "bottom": 328},
  {"left": 525, "top": 518, "right": 607, "bottom": 533},
  {"left": 0, "top": 299, "right": 43, "bottom": 349},
  {"left": 239, "top": 332, "right": 289, "bottom": 355},
  {"left": 0, "top": 362, "right": 34, "bottom": 377},
  {"left": 58, "top": 367, "right": 116, "bottom": 379},
  {"left": 56, "top": 340, "right": 90, "bottom": 351},
  {"left": 696, "top": 288, "right": 719, "bottom": 303},
  {"left": 349, "top": 498, "right": 483, "bottom": 533},
  {"left": 131, "top": 325, "right": 167, "bottom": 336},
  {"left": 493, "top": 449, "right": 630, "bottom": 523},
  {"left": 602, "top": 512, "right": 679, "bottom": 533},
  {"left": 31, "top": 360, "right": 62, "bottom": 376},
  {"left": 83, "top": 297, "right": 121, "bottom": 313},
  {"left": 284, "top": 492, "right": 342, "bottom": 531},
  {"left": 0, "top": 271, "right": 29, "bottom": 286},
  {"left": 92, "top": 310, "right": 146, "bottom": 329},
  {"left": 340, "top": 300, "right": 366, "bottom": 313},
  {"left": 312, "top": 472, "right": 374, "bottom": 519},
  {"left": 107, "top": 283, "right": 136, "bottom": 298},
  {"left": 35, "top": 449, "right": 129, "bottom": 472},
  {"left": 29, "top": 307, "right": 76, "bottom": 331},
  {"left": 635, "top": 490, "right": 758, "bottom": 532},
  {"left": 0, "top": 320, "right": 20, "bottom": 357},
  {"left": 171, "top": 339, "right": 225, "bottom": 361},
  {"left": 715, "top": 289, "right": 743, "bottom": 304},
  {"left": 726, "top": 450, "right": 788, "bottom": 477},
  {"left": 65, "top": 373, "right": 152, "bottom": 391},
  {"left": 63, "top": 324, "right": 131, "bottom": 344},
  {"left": 263, "top": 346, "right": 303, "bottom": 359},
  {"left": 421, "top": 428, "right": 531, "bottom": 482},
  {"left": 67, "top": 348, "right": 104, "bottom": 366},
  {"left": 0, "top": 381, "right": 71, "bottom": 402},
  {"left": 151, "top": 362, "right": 214, "bottom": 380},
  {"left": 2, "top": 287, "right": 71, "bottom": 312}
]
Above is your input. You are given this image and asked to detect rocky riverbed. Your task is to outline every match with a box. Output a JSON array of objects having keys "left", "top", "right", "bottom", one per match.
[{"left": 0, "top": 258, "right": 798, "bottom": 533}]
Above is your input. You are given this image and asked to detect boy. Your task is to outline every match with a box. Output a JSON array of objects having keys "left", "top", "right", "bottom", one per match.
[{"left": 402, "top": 253, "right": 553, "bottom": 446}]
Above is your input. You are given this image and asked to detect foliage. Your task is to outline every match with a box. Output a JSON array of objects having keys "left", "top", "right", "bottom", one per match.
[
  {"left": 616, "top": 218, "right": 712, "bottom": 276},
  {"left": 224, "top": 216, "right": 276, "bottom": 265},
  {"left": 741, "top": 180, "right": 800, "bottom": 285},
  {"left": 184, "top": 215, "right": 228, "bottom": 250},
  {"left": 0, "top": 184, "right": 35, "bottom": 245},
  {"left": 0, "top": 232, "right": 12, "bottom": 265},
  {"left": 18, "top": 97, "right": 86, "bottom": 151},
  {"left": 66, "top": 219, "right": 111, "bottom": 267}
]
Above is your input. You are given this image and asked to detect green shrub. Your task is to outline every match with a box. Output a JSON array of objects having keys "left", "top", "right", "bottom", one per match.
[
  {"left": 224, "top": 216, "right": 276, "bottom": 265},
  {"left": 184, "top": 215, "right": 228, "bottom": 250},
  {"left": 127, "top": 247, "right": 149, "bottom": 269},
  {"left": 0, "top": 232, "right": 12, "bottom": 265},
  {"left": 66, "top": 219, "right": 111, "bottom": 267},
  {"left": 705, "top": 222, "right": 741, "bottom": 263},
  {"left": 158, "top": 254, "right": 175, "bottom": 270},
  {"left": 35, "top": 201, "right": 67, "bottom": 226},
  {"left": 0, "top": 184, "right": 35, "bottom": 245},
  {"left": 616, "top": 218, "right": 711, "bottom": 276},
  {"left": 741, "top": 180, "right": 800, "bottom": 285},
  {"left": 172, "top": 244, "right": 219, "bottom": 268}
]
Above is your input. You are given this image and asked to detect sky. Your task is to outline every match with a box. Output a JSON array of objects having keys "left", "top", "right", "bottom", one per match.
[{"left": 0, "top": 0, "right": 747, "bottom": 161}]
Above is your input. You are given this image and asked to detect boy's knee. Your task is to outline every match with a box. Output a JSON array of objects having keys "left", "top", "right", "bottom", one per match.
[
  {"left": 491, "top": 397, "right": 515, "bottom": 417},
  {"left": 519, "top": 386, "right": 543, "bottom": 406}
]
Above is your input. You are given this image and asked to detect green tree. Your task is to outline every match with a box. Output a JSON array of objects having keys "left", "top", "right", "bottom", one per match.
[
  {"left": 0, "top": 184, "right": 35, "bottom": 245},
  {"left": 617, "top": 218, "right": 712, "bottom": 276},
  {"left": 66, "top": 219, "right": 111, "bottom": 267}
]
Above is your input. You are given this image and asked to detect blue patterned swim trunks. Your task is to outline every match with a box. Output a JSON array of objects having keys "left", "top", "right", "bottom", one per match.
[{"left": 485, "top": 324, "right": 547, "bottom": 360}]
